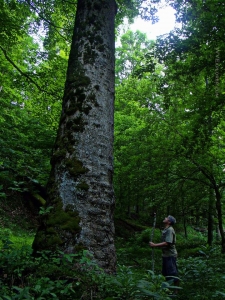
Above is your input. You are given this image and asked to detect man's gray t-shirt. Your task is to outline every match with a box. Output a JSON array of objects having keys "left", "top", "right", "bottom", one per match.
[{"left": 161, "top": 226, "right": 177, "bottom": 257}]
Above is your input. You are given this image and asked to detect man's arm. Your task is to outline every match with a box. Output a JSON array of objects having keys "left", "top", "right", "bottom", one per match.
[{"left": 149, "top": 242, "right": 168, "bottom": 248}]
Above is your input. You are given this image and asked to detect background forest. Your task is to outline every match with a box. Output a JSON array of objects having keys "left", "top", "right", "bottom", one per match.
[{"left": 1, "top": 0, "right": 225, "bottom": 299}]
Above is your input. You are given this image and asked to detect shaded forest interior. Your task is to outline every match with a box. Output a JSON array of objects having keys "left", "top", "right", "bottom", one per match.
[{"left": 1, "top": 0, "right": 225, "bottom": 299}]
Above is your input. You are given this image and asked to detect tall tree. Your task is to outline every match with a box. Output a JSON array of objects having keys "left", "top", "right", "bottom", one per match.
[
  {"left": 115, "top": 30, "right": 154, "bottom": 82},
  {"left": 32, "top": 0, "right": 117, "bottom": 273}
]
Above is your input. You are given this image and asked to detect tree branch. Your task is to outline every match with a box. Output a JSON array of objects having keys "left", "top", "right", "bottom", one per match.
[
  {"left": 24, "top": 0, "right": 69, "bottom": 41},
  {"left": 190, "top": 159, "right": 215, "bottom": 186},
  {"left": 178, "top": 175, "right": 212, "bottom": 188},
  {"left": 0, "top": 46, "right": 61, "bottom": 98},
  {"left": 0, "top": 45, "right": 42, "bottom": 91}
]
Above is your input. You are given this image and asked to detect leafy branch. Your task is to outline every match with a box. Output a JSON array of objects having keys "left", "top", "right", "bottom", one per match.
[
  {"left": 0, "top": 45, "right": 61, "bottom": 98},
  {"left": 0, "top": 45, "right": 42, "bottom": 91}
]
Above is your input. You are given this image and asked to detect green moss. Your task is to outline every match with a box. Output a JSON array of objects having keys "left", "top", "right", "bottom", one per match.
[
  {"left": 89, "top": 35, "right": 95, "bottom": 44},
  {"left": 67, "top": 74, "right": 91, "bottom": 88},
  {"left": 64, "top": 86, "right": 94, "bottom": 118},
  {"left": 47, "top": 235, "right": 64, "bottom": 247},
  {"left": 32, "top": 193, "right": 46, "bottom": 206},
  {"left": 52, "top": 149, "right": 67, "bottom": 162},
  {"left": 36, "top": 202, "right": 81, "bottom": 250},
  {"left": 83, "top": 104, "right": 92, "bottom": 115},
  {"left": 95, "top": 22, "right": 102, "bottom": 31},
  {"left": 74, "top": 116, "right": 82, "bottom": 124},
  {"left": 47, "top": 207, "right": 80, "bottom": 233},
  {"left": 87, "top": 92, "right": 99, "bottom": 107},
  {"left": 78, "top": 75, "right": 91, "bottom": 86},
  {"left": 71, "top": 124, "right": 83, "bottom": 132},
  {"left": 74, "top": 87, "right": 84, "bottom": 95},
  {"left": 77, "top": 93, "right": 86, "bottom": 102},
  {"left": 95, "top": 35, "right": 104, "bottom": 44},
  {"left": 83, "top": 45, "right": 96, "bottom": 64},
  {"left": 65, "top": 158, "right": 88, "bottom": 178},
  {"left": 33, "top": 166, "right": 84, "bottom": 253},
  {"left": 53, "top": 132, "right": 75, "bottom": 158},
  {"left": 97, "top": 44, "right": 105, "bottom": 52},
  {"left": 77, "top": 181, "right": 89, "bottom": 191},
  {"left": 32, "top": 230, "right": 63, "bottom": 251},
  {"left": 64, "top": 204, "right": 74, "bottom": 212},
  {"left": 88, "top": 92, "right": 95, "bottom": 102},
  {"left": 61, "top": 219, "right": 80, "bottom": 231},
  {"left": 74, "top": 243, "right": 86, "bottom": 252},
  {"left": 47, "top": 211, "right": 69, "bottom": 227}
]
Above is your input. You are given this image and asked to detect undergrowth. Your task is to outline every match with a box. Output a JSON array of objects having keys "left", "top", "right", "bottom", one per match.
[
  {"left": 0, "top": 241, "right": 174, "bottom": 300},
  {"left": 1, "top": 220, "right": 225, "bottom": 299}
]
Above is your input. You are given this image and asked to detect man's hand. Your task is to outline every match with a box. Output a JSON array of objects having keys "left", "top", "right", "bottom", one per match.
[{"left": 149, "top": 242, "right": 156, "bottom": 247}]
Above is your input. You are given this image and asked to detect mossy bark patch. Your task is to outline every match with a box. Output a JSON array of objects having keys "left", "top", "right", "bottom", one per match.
[
  {"left": 33, "top": 202, "right": 81, "bottom": 252},
  {"left": 77, "top": 181, "right": 89, "bottom": 191},
  {"left": 65, "top": 158, "right": 89, "bottom": 178}
]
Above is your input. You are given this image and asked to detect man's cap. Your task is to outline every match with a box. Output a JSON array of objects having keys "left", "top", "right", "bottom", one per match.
[{"left": 168, "top": 215, "right": 176, "bottom": 225}]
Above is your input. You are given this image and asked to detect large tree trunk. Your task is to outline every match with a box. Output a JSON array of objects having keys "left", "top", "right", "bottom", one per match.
[{"left": 32, "top": 0, "right": 117, "bottom": 273}]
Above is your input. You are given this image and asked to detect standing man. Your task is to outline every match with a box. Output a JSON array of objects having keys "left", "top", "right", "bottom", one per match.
[{"left": 149, "top": 215, "right": 179, "bottom": 285}]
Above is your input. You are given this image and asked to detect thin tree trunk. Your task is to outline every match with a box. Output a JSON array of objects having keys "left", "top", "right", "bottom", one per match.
[
  {"left": 216, "top": 224, "right": 220, "bottom": 241},
  {"left": 207, "top": 188, "right": 214, "bottom": 246},
  {"left": 33, "top": 0, "right": 117, "bottom": 273},
  {"left": 180, "top": 188, "right": 187, "bottom": 239},
  {"left": 196, "top": 210, "right": 200, "bottom": 227},
  {"left": 183, "top": 213, "right": 188, "bottom": 239},
  {"left": 215, "top": 187, "right": 225, "bottom": 253}
]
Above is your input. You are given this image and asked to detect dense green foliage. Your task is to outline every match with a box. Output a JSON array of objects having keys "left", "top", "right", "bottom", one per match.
[
  {"left": 1, "top": 0, "right": 225, "bottom": 298},
  {"left": 1, "top": 224, "right": 225, "bottom": 299},
  {"left": 114, "top": 0, "right": 225, "bottom": 252}
]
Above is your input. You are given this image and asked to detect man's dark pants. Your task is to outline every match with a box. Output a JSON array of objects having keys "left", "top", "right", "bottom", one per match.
[{"left": 162, "top": 256, "right": 178, "bottom": 283}]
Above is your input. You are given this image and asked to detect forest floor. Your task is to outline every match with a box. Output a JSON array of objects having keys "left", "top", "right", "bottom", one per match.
[{"left": 1, "top": 196, "right": 225, "bottom": 299}]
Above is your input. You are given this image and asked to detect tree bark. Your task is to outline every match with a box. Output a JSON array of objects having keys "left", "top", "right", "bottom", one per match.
[
  {"left": 207, "top": 188, "right": 214, "bottom": 246},
  {"left": 32, "top": 0, "right": 117, "bottom": 273},
  {"left": 214, "top": 186, "right": 225, "bottom": 253}
]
